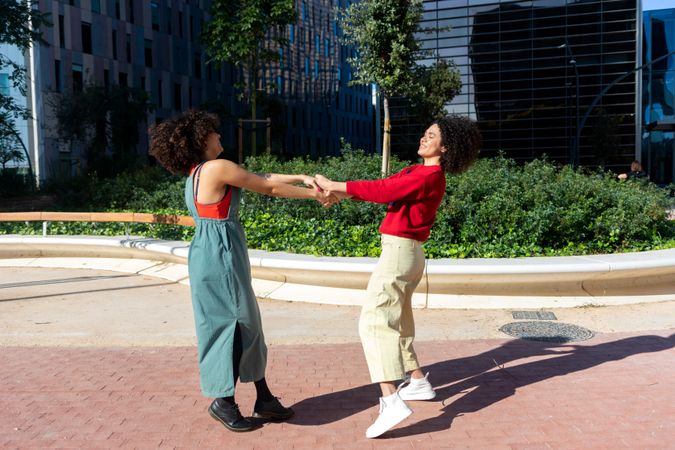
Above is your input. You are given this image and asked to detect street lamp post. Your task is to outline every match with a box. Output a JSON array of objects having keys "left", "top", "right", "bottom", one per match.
[{"left": 558, "top": 42, "right": 580, "bottom": 167}]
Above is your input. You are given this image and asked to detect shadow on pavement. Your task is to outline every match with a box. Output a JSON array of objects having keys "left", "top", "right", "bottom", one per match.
[
  {"left": 290, "top": 333, "right": 675, "bottom": 437},
  {"left": 0, "top": 281, "right": 177, "bottom": 302}
]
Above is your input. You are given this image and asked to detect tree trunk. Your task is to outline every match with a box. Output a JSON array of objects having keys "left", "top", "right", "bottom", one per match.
[
  {"left": 250, "top": 53, "right": 258, "bottom": 157},
  {"left": 251, "top": 88, "right": 257, "bottom": 157},
  {"left": 381, "top": 95, "right": 391, "bottom": 176}
]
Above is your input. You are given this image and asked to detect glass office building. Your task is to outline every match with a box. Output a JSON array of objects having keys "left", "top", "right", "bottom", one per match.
[
  {"left": 394, "top": 0, "right": 638, "bottom": 170},
  {"left": 26, "top": 0, "right": 372, "bottom": 180},
  {"left": 642, "top": 5, "right": 675, "bottom": 185}
]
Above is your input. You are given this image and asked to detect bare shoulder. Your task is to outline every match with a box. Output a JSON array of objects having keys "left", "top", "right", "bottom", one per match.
[{"left": 202, "top": 159, "right": 237, "bottom": 172}]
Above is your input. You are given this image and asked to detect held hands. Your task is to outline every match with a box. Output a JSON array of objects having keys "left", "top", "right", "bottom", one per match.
[
  {"left": 314, "top": 174, "right": 332, "bottom": 192},
  {"left": 317, "top": 190, "right": 340, "bottom": 208},
  {"left": 300, "top": 174, "right": 340, "bottom": 208},
  {"left": 301, "top": 175, "right": 320, "bottom": 191},
  {"left": 315, "top": 174, "right": 351, "bottom": 201}
]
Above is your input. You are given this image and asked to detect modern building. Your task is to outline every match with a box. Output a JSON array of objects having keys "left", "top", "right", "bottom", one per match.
[
  {"left": 261, "top": 0, "right": 375, "bottom": 158},
  {"left": 402, "top": 0, "right": 635, "bottom": 171},
  {"left": 0, "top": 44, "right": 31, "bottom": 171},
  {"left": 385, "top": 0, "right": 673, "bottom": 185},
  {"left": 642, "top": 2, "right": 675, "bottom": 185},
  {"left": 25, "top": 0, "right": 373, "bottom": 181}
]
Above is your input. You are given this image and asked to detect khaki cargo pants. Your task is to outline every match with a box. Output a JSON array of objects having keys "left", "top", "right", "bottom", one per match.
[{"left": 359, "top": 234, "right": 426, "bottom": 383}]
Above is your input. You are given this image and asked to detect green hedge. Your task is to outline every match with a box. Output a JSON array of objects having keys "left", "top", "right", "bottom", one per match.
[{"left": 1, "top": 150, "right": 673, "bottom": 258}]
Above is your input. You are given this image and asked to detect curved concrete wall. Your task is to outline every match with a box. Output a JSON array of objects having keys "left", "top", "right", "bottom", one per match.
[{"left": 1, "top": 235, "right": 674, "bottom": 308}]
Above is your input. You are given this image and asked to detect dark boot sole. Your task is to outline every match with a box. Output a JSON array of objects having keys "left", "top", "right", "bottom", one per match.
[
  {"left": 208, "top": 407, "right": 256, "bottom": 432},
  {"left": 252, "top": 410, "right": 295, "bottom": 421}
]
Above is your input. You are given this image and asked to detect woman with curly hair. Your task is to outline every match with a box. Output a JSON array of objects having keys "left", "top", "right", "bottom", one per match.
[
  {"left": 149, "top": 109, "right": 334, "bottom": 432},
  {"left": 315, "top": 115, "right": 481, "bottom": 438}
]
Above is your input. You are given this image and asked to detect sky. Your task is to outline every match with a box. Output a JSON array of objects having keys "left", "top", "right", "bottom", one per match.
[{"left": 643, "top": 0, "right": 675, "bottom": 11}]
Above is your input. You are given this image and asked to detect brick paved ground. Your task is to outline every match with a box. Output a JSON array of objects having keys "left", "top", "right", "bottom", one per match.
[{"left": 1, "top": 331, "right": 674, "bottom": 449}]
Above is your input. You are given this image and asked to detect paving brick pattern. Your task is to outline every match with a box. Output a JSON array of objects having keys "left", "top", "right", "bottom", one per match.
[{"left": 1, "top": 331, "right": 674, "bottom": 449}]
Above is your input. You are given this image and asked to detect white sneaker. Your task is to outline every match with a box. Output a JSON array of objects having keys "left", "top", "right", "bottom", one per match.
[
  {"left": 365, "top": 392, "right": 413, "bottom": 438},
  {"left": 398, "top": 372, "right": 436, "bottom": 401}
]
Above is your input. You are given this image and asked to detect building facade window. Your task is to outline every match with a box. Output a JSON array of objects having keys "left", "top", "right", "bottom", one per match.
[
  {"left": 178, "top": 12, "right": 183, "bottom": 37},
  {"left": 58, "top": 15, "right": 65, "bottom": 48},
  {"left": 81, "top": 22, "right": 92, "bottom": 54},
  {"left": 112, "top": 30, "right": 117, "bottom": 59},
  {"left": 54, "top": 60, "right": 61, "bottom": 93},
  {"left": 128, "top": 0, "right": 134, "bottom": 24},
  {"left": 126, "top": 33, "right": 132, "bottom": 63},
  {"left": 167, "top": 7, "right": 172, "bottom": 34},
  {"left": 194, "top": 53, "right": 201, "bottom": 78},
  {"left": 151, "top": 2, "right": 160, "bottom": 31},
  {"left": 72, "top": 63, "right": 83, "bottom": 91},
  {"left": 144, "top": 39, "right": 153, "bottom": 68},
  {"left": 91, "top": 0, "right": 101, "bottom": 13}
]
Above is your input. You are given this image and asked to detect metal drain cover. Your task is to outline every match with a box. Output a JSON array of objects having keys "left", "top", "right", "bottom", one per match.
[
  {"left": 512, "top": 311, "right": 557, "bottom": 320},
  {"left": 499, "top": 321, "right": 594, "bottom": 343}
]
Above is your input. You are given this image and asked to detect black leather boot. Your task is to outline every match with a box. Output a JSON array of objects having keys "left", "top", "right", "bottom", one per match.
[
  {"left": 208, "top": 400, "right": 256, "bottom": 432},
  {"left": 252, "top": 397, "right": 295, "bottom": 420}
]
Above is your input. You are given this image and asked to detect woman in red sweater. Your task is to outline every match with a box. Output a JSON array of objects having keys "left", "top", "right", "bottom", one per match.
[{"left": 316, "top": 115, "right": 481, "bottom": 438}]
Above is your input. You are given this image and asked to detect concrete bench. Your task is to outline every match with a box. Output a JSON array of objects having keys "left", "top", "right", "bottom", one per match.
[{"left": 1, "top": 234, "right": 673, "bottom": 309}]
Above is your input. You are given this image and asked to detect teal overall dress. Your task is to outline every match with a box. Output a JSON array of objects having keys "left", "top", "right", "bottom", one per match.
[{"left": 185, "top": 165, "right": 267, "bottom": 398}]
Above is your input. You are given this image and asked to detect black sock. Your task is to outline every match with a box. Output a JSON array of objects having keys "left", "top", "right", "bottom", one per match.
[
  {"left": 254, "top": 378, "right": 274, "bottom": 402},
  {"left": 217, "top": 324, "right": 243, "bottom": 409},
  {"left": 217, "top": 396, "right": 235, "bottom": 407}
]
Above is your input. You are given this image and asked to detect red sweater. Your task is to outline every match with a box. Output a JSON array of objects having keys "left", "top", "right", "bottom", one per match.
[{"left": 346, "top": 164, "right": 446, "bottom": 242}]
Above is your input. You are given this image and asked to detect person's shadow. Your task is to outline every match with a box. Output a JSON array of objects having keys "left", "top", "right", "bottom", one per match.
[{"left": 289, "top": 333, "right": 675, "bottom": 437}]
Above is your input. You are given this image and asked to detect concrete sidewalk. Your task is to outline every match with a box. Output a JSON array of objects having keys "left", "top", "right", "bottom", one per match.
[{"left": 1, "top": 267, "right": 674, "bottom": 449}]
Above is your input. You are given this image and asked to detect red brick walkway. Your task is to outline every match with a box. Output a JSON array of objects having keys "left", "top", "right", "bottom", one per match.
[{"left": 1, "top": 331, "right": 674, "bottom": 449}]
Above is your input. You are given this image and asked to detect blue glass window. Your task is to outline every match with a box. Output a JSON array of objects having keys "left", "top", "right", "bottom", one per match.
[{"left": 0, "top": 73, "right": 10, "bottom": 96}]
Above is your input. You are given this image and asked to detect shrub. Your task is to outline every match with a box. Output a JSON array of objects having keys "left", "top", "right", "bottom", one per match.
[{"left": 2, "top": 150, "right": 673, "bottom": 258}]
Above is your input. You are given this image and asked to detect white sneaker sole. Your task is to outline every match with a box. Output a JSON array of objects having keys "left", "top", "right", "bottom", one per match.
[
  {"left": 399, "top": 389, "right": 436, "bottom": 401},
  {"left": 365, "top": 408, "right": 413, "bottom": 438}
]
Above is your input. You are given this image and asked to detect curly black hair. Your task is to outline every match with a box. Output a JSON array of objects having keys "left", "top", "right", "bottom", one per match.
[
  {"left": 148, "top": 109, "right": 220, "bottom": 175},
  {"left": 433, "top": 115, "right": 482, "bottom": 175}
]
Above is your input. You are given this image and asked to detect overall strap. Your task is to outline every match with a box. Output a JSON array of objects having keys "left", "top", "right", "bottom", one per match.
[
  {"left": 193, "top": 163, "right": 206, "bottom": 202},
  {"left": 193, "top": 162, "right": 232, "bottom": 206}
]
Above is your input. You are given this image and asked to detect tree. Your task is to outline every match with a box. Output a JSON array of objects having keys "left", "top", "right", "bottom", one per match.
[
  {"left": 339, "top": 0, "right": 462, "bottom": 174},
  {"left": 54, "top": 84, "right": 152, "bottom": 176},
  {"left": 338, "top": 0, "right": 422, "bottom": 175},
  {"left": 0, "top": 1, "right": 50, "bottom": 160},
  {"left": 203, "top": 0, "right": 296, "bottom": 156},
  {"left": 412, "top": 59, "right": 461, "bottom": 126},
  {"left": 0, "top": 135, "right": 25, "bottom": 169}
]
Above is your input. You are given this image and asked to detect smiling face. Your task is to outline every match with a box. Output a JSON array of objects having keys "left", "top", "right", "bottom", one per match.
[
  {"left": 417, "top": 124, "right": 445, "bottom": 164},
  {"left": 203, "top": 132, "right": 223, "bottom": 160}
]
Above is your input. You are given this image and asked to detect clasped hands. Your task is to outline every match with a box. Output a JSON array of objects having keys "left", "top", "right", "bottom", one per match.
[{"left": 301, "top": 174, "right": 343, "bottom": 208}]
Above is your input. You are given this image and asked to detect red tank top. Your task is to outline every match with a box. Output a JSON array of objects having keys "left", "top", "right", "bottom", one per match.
[{"left": 190, "top": 163, "right": 233, "bottom": 219}]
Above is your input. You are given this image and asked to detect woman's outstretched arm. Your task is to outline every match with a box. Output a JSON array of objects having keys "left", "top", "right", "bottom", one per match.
[
  {"left": 256, "top": 173, "right": 319, "bottom": 191},
  {"left": 200, "top": 160, "right": 336, "bottom": 206}
]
